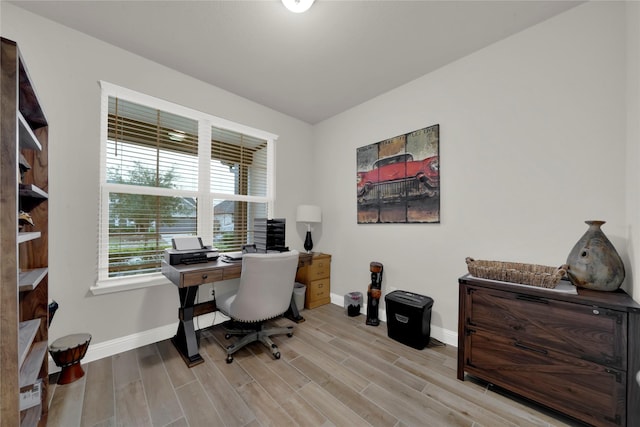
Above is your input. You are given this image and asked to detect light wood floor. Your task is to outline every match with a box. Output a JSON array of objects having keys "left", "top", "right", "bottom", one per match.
[{"left": 47, "top": 303, "right": 583, "bottom": 427}]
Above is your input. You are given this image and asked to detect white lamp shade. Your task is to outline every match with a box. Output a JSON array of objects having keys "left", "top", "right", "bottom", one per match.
[
  {"left": 296, "top": 205, "right": 322, "bottom": 223},
  {"left": 282, "top": 0, "right": 315, "bottom": 13}
]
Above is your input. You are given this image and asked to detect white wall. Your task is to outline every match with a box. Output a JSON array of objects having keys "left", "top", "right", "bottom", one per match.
[
  {"left": 1, "top": 3, "right": 314, "bottom": 346},
  {"left": 313, "top": 1, "right": 631, "bottom": 337}
]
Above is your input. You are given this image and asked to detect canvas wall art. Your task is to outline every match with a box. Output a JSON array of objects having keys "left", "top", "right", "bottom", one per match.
[{"left": 356, "top": 124, "right": 440, "bottom": 224}]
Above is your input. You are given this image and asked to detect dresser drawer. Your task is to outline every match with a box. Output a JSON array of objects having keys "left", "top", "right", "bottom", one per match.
[
  {"left": 182, "top": 269, "right": 223, "bottom": 287},
  {"left": 465, "top": 286, "right": 627, "bottom": 369},
  {"left": 295, "top": 253, "right": 331, "bottom": 282},
  {"left": 307, "top": 256, "right": 330, "bottom": 280},
  {"left": 305, "top": 278, "right": 330, "bottom": 308},
  {"left": 464, "top": 328, "right": 625, "bottom": 427},
  {"left": 221, "top": 264, "right": 241, "bottom": 279}
]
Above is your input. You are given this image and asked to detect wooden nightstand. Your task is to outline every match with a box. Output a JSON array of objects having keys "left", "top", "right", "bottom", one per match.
[{"left": 296, "top": 253, "right": 331, "bottom": 309}]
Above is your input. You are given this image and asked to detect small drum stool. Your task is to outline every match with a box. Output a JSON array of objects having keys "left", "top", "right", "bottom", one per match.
[{"left": 49, "top": 333, "right": 91, "bottom": 385}]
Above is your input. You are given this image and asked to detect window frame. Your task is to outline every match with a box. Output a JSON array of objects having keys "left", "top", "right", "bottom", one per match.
[{"left": 92, "top": 81, "right": 277, "bottom": 294}]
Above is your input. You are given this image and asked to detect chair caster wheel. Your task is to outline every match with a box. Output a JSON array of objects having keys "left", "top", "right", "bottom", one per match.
[
  {"left": 274, "top": 352, "right": 281, "bottom": 359},
  {"left": 226, "top": 355, "right": 233, "bottom": 364}
]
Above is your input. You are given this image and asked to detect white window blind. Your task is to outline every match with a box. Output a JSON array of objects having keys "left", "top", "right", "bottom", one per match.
[
  {"left": 211, "top": 127, "right": 269, "bottom": 251},
  {"left": 96, "top": 82, "right": 277, "bottom": 291}
]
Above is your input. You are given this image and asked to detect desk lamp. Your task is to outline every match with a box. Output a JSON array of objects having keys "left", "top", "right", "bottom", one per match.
[{"left": 296, "top": 205, "right": 321, "bottom": 253}]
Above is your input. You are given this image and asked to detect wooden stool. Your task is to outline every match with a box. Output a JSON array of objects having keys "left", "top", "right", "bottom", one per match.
[{"left": 49, "top": 333, "right": 91, "bottom": 385}]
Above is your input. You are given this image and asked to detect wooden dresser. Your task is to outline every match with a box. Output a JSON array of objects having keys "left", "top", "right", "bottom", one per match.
[
  {"left": 458, "top": 275, "right": 640, "bottom": 427},
  {"left": 296, "top": 253, "right": 331, "bottom": 309}
]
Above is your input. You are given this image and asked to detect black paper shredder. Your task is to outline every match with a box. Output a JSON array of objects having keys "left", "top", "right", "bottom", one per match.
[{"left": 385, "top": 290, "right": 434, "bottom": 350}]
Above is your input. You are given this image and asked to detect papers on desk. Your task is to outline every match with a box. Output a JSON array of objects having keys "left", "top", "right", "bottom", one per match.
[{"left": 221, "top": 252, "right": 243, "bottom": 262}]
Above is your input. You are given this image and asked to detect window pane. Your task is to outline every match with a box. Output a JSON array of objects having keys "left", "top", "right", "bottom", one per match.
[
  {"left": 211, "top": 126, "right": 268, "bottom": 197},
  {"left": 248, "top": 145, "right": 268, "bottom": 197},
  {"left": 108, "top": 97, "right": 199, "bottom": 191},
  {"left": 212, "top": 199, "right": 267, "bottom": 251},
  {"left": 108, "top": 193, "right": 197, "bottom": 277}
]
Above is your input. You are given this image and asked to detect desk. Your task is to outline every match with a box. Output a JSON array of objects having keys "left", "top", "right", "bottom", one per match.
[{"left": 162, "top": 252, "right": 312, "bottom": 367}]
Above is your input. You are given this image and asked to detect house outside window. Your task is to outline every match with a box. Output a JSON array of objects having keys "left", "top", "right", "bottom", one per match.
[{"left": 95, "top": 82, "right": 276, "bottom": 293}]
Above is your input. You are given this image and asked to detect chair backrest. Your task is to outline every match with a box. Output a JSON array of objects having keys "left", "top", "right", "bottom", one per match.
[{"left": 229, "top": 250, "right": 300, "bottom": 322}]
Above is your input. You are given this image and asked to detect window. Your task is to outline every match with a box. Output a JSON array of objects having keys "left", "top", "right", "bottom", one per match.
[{"left": 95, "top": 82, "right": 276, "bottom": 293}]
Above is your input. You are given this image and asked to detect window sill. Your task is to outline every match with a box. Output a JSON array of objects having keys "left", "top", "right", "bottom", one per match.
[{"left": 91, "top": 272, "right": 173, "bottom": 295}]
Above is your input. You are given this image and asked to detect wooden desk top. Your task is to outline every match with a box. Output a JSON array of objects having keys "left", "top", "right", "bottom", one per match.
[{"left": 162, "top": 252, "right": 313, "bottom": 288}]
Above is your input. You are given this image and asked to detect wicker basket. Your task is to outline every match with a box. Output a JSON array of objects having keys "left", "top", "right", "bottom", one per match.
[{"left": 465, "top": 257, "right": 567, "bottom": 289}]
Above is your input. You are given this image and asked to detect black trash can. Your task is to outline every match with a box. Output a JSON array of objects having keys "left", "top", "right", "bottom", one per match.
[{"left": 385, "top": 290, "right": 433, "bottom": 350}]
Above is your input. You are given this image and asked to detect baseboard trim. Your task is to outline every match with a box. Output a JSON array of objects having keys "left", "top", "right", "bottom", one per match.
[
  {"left": 49, "top": 311, "right": 228, "bottom": 374},
  {"left": 329, "top": 293, "right": 457, "bottom": 347},
  {"left": 51, "top": 293, "right": 457, "bottom": 372}
]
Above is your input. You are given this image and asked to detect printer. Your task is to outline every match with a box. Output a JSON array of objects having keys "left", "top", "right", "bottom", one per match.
[{"left": 164, "top": 237, "right": 219, "bottom": 265}]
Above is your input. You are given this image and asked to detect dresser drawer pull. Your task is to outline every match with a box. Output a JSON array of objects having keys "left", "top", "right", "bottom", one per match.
[
  {"left": 604, "top": 310, "right": 624, "bottom": 324},
  {"left": 605, "top": 368, "right": 622, "bottom": 383},
  {"left": 202, "top": 274, "right": 208, "bottom": 279},
  {"left": 516, "top": 294, "right": 548, "bottom": 304},
  {"left": 514, "top": 341, "right": 548, "bottom": 355}
]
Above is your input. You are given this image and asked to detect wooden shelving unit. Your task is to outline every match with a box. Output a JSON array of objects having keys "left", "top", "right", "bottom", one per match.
[
  {"left": 18, "top": 268, "right": 49, "bottom": 293},
  {"left": 19, "top": 184, "right": 48, "bottom": 199},
  {"left": 17, "top": 232, "right": 42, "bottom": 244},
  {"left": 1, "top": 37, "right": 50, "bottom": 427},
  {"left": 18, "top": 112, "right": 42, "bottom": 151}
]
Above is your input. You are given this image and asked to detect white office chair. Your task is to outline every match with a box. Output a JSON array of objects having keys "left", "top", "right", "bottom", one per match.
[{"left": 216, "top": 250, "right": 299, "bottom": 363}]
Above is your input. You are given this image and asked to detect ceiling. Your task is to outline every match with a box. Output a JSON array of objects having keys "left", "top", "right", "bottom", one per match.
[{"left": 10, "top": 0, "right": 582, "bottom": 124}]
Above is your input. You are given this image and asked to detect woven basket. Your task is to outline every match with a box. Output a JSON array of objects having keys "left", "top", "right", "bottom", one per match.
[{"left": 465, "top": 257, "right": 567, "bottom": 289}]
